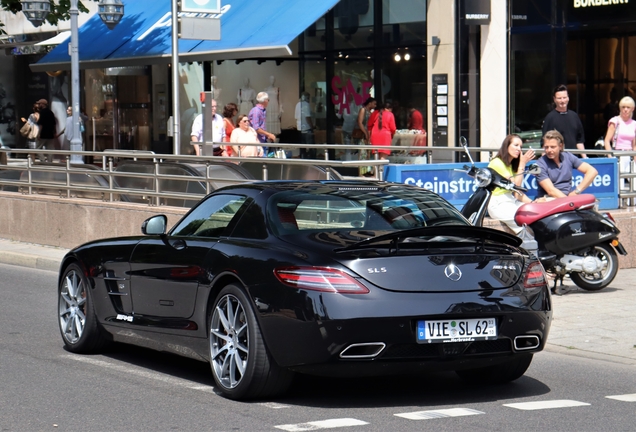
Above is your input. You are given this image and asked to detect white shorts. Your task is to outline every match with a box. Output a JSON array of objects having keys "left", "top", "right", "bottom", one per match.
[{"left": 487, "top": 192, "right": 524, "bottom": 234}]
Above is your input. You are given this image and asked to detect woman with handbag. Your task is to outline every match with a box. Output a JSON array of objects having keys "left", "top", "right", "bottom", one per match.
[
  {"left": 20, "top": 103, "right": 40, "bottom": 152},
  {"left": 604, "top": 96, "right": 636, "bottom": 190}
]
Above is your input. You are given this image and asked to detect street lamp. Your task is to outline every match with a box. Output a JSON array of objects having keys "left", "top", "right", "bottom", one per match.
[
  {"left": 97, "top": 0, "right": 124, "bottom": 30},
  {"left": 20, "top": 0, "right": 50, "bottom": 27},
  {"left": 22, "top": 0, "right": 123, "bottom": 164}
]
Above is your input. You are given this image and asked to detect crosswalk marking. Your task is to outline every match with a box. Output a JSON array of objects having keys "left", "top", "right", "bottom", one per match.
[
  {"left": 503, "top": 400, "right": 590, "bottom": 410},
  {"left": 606, "top": 394, "right": 636, "bottom": 402},
  {"left": 275, "top": 418, "right": 368, "bottom": 431},
  {"left": 395, "top": 408, "right": 484, "bottom": 420}
]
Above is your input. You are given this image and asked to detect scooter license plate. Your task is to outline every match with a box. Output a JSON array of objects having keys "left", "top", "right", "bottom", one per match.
[{"left": 417, "top": 318, "right": 497, "bottom": 343}]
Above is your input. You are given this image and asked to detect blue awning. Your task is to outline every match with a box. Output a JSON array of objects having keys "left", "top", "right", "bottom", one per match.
[{"left": 31, "top": 0, "right": 339, "bottom": 72}]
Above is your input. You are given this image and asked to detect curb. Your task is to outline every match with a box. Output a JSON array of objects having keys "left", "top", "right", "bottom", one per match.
[{"left": 0, "top": 251, "right": 61, "bottom": 272}]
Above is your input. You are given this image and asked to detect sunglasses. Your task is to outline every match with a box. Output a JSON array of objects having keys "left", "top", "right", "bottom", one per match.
[{"left": 240, "top": 119, "right": 249, "bottom": 123}]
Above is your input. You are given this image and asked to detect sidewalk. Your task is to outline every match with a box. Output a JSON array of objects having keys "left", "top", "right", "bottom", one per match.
[{"left": 1, "top": 237, "right": 635, "bottom": 364}]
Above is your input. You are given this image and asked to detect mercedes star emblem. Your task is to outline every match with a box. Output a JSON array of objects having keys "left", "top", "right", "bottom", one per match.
[{"left": 444, "top": 264, "right": 462, "bottom": 282}]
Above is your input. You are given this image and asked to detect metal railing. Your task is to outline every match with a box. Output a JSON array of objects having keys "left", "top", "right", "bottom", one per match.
[
  {"left": 1, "top": 144, "right": 634, "bottom": 208},
  {"left": 0, "top": 145, "right": 390, "bottom": 206}
]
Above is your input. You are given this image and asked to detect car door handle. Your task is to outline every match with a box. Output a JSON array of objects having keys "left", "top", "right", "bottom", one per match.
[{"left": 169, "top": 239, "right": 186, "bottom": 250}]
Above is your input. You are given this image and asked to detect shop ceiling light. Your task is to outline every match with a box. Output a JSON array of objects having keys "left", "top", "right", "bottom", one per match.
[
  {"left": 98, "top": 0, "right": 125, "bottom": 30},
  {"left": 20, "top": 0, "right": 50, "bottom": 27}
]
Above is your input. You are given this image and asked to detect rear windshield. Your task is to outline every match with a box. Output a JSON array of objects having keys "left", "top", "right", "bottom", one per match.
[{"left": 267, "top": 185, "right": 469, "bottom": 234}]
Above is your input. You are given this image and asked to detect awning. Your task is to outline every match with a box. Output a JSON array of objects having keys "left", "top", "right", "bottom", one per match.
[
  {"left": 35, "top": 31, "right": 71, "bottom": 46},
  {"left": 31, "top": 0, "right": 339, "bottom": 72}
]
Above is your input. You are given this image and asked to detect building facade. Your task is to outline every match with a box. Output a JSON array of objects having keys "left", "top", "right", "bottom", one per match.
[{"left": 4, "top": 0, "right": 634, "bottom": 160}]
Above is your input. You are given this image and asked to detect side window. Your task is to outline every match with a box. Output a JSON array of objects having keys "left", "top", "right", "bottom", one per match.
[{"left": 171, "top": 195, "right": 248, "bottom": 237}]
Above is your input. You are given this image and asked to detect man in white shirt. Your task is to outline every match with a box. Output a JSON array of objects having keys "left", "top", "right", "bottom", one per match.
[
  {"left": 191, "top": 99, "right": 225, "bottom": 156},
  {"left": 294, "top": 92, "right": 315, "bottom": 158}
]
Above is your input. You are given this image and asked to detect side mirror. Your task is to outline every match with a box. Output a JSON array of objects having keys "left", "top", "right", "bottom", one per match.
[
  {"left": 459, "top": 136, "right": 475, "bottom": 165},
  {"left": 142, "top": 215, "right": 167, "bottom": 235},
  {"left": 527, "top": 164, "right": 541, "bottom": 175}
]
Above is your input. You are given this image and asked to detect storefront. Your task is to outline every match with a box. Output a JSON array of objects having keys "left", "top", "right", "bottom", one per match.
[
  {"left": 511, "top": 0, "right": 636, "bottom": 147},
  {"left": 24, "top": 0, "right": 431, "bottom": 159}
]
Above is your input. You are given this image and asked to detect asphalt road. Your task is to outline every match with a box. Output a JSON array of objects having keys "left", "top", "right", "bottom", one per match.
[{"left": 1, "top": 263, "right": 635, "bottom": 432}]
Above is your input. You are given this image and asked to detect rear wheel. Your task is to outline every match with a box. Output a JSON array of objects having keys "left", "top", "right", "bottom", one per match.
[
  {"left": 58, "top": 263, "right": 109, "bottom": 353},
  {"left": 570, "top": 243, "right": 618, "bottom": 291},
  {"left": 209, "top": 284, "right": 293, "bottom": 400},
  {"left": 456, "top": 354, "right": 533, "bottom": 384}
]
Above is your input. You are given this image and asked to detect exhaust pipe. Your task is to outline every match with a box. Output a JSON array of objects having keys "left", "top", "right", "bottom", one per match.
[
  {"left": 514, "top": 335, "right": 540, "bottom": 351},
  {"left": 339, "top": 342, "right": 386, "bottom": 359}
]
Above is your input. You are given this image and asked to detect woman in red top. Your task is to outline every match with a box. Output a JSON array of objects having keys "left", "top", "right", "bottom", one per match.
[
  {"left": 367, "top": 101, "right": 396, "bottom": 159},
  {"left": 222, "top": 103, "right": 238, "bottom": 157}
]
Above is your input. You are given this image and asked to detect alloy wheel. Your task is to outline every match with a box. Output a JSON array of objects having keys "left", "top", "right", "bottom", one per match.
[
  {"left": 210, "top": 294, "right": 249, "bottom": 389},
  {"left": 59, "top": 269, "right": 87, "bottom": 344}
]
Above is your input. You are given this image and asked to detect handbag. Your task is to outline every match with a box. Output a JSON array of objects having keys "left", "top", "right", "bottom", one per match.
[
  {"left": 351, "top": 128, "right": 365, "bottom": 140},
  {"left": 19, "top": 122, "right": 31, "bottom": 138},
  {"left": 27, "top": 123, "right": 40, "bottom": 140},
  {"left": 612, "top": 116, "right": 620, "bottom": 148}
]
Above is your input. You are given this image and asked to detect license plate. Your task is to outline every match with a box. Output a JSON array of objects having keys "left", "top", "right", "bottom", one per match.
[{"left": 417, "top": 318, "right": 497, "bottom": 343}]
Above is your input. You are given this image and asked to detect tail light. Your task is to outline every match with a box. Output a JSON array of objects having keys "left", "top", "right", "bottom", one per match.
[
  {"left": 603, "top": 212, "right": 616, "bottom": 223},
  {"left": 274, "top": 267, "right": 370, "bottom": 294},
  {"left": 523, "top": 261, "right": 546, "bottom": 290}
]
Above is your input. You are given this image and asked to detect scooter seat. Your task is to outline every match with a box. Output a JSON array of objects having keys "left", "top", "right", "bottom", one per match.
[{"left": 515, "top": 194, "right": 596, "bottom": 226}]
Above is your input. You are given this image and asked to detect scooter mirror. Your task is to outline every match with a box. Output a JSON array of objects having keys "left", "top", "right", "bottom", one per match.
[
  {"left": 527, "top": 164, "right": 541, "bottom": 175},
  {"left": 459, "top": 136, "right": 475, "bottom": 165}
]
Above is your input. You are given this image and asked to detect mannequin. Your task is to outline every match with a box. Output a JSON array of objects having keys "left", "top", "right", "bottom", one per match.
[
  {"left": 369, "top": 70, "right": 391, "bottom": 99},
  {"left": 211, "top": 75, "right": 222, "bottom": 105},
  {"left": 237, "top": 78, "right": 256, "bottom": 116},
  {"left": 263, "top": 75, "right": 282, "bottom": 134}
]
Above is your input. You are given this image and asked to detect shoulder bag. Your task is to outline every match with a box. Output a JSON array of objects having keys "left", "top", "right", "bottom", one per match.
[{"left": 612, "top": 116, "right": 620, "bottom": 148}]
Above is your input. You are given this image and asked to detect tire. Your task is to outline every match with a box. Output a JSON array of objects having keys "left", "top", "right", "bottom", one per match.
[
  {"left": 209, "top": 284, "right": 293, "bottom": 400},
  {"left": 569, "top": 243, "right": 618, "bottom": 291},
  {"left": 456, "top": 354, "right": 533, "bottom": 384},
  {"left": 58, "top": 263, "right": 109, "bottom": 353}
]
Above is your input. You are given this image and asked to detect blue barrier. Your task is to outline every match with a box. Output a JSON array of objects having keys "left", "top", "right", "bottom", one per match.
[{"left": 384, "top": 157, "right": 619, "bottom": 210}]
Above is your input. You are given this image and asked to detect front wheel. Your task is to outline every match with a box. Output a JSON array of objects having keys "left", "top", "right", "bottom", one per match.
[
  {"left": 570, "top": 243, "right": 619, "bottom": 291},
  {"left": 58, "top": 263, "right": 109, "bottom": 353},
  {"left": 209, "top": 284, "right": 293, "bottom": 400}
]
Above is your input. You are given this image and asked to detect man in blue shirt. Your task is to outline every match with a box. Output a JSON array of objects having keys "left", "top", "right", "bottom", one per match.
[{"left": 535, "top": 129, "right": 597, "bottom": 198}]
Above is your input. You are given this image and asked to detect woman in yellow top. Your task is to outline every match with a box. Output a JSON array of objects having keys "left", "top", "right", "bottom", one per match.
[{"left": 487, "top": 134, "right": 535, "bottom": 234}]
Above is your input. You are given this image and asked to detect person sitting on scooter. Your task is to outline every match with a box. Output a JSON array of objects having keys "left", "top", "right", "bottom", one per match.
[
  {"left": 487, "top": 134, "right": 535, "bottom": 234},
  {"left": 535, "top": 129, "right": 598, "bottom": 199}
]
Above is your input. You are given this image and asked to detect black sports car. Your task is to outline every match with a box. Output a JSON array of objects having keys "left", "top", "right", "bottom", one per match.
[{"left": 58, "top": 181, "right": 552, "bottom": 400}]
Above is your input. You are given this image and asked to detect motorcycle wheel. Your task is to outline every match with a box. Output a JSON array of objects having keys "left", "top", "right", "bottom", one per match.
[{"left": 569, "top": 243, "right": 618, "bottom": 291}]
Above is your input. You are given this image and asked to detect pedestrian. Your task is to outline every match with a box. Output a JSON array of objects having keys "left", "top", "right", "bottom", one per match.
[
  {"left": 603, "top": 96, "right": 636, "bottom": 191},
  {"left": 222, "top": 102, "right": 238, "bottom": 157},
  {"left": 542, "top": 84, "right": 587, "bottom": 158},
  {"left": 356, "top": 97, "right": 377, "bottom": 176},
  {"left": 367, "top": 101, "right": 396, "bottom": 161},
  {"left": 487, "top": 134, "right": 535, "bottom": 234},
  {"left": 20, "top": 102, "right": 40, "bottom": 154},
  {"left": 535, "top": 129, "right": 597, "bottom": 199},
  {"left": 356, "top": 97, "right": 377, "bottom": 144},
  {"left": 248, "top": 92, "right": 276, "bottom": 155},
  {"left": 35, "top": 99, "right": 57, "bottom": 163},
  {"left": 230, "top": 114, "right": 263, "bottom": 157},
  {"left": 294, "top": 92, "right": 315, "bottom": 159},
  {"left": 190, "top": 98, "right": 224, "bottom": 156}
]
